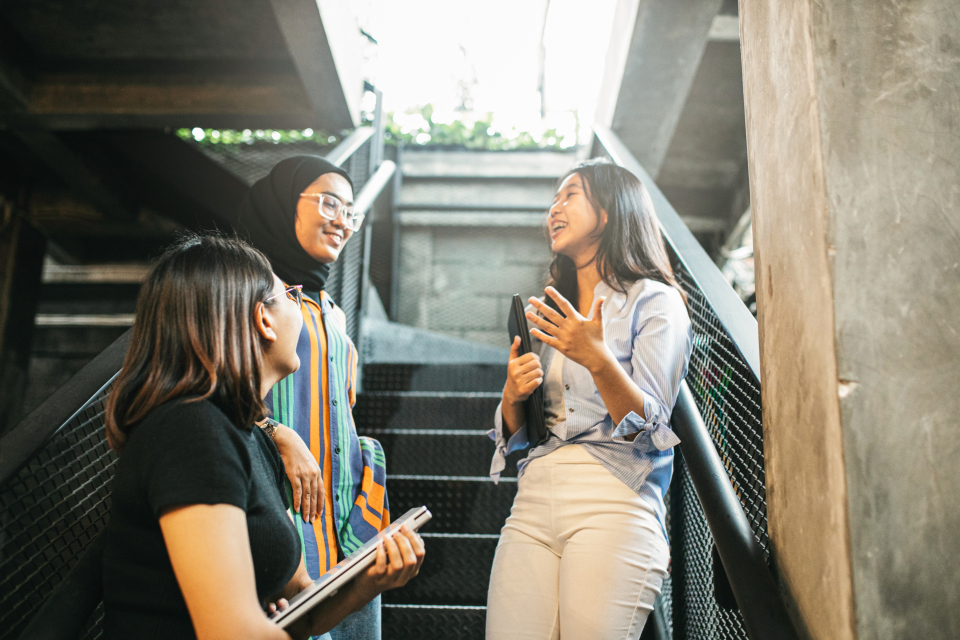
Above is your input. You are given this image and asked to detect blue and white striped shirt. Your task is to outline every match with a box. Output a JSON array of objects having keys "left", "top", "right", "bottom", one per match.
[{"left": 489, "top": 278, "right": 693, "bottom": 534}]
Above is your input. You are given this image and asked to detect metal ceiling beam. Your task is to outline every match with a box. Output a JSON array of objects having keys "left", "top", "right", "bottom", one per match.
[
  {"left": 1, "top": 72, "right": 315, "bottom": 130},
  {"left": 268, "top": 0, "right": 362, "bottom": 131}
]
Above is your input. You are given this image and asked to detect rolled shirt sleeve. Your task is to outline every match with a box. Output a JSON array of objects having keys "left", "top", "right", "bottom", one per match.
[
  {"left": 611, "top": 287, "right": 692, "bottom": 453},
  {"left": 488, "top": 401, "right": 530, "bottom": 482}
]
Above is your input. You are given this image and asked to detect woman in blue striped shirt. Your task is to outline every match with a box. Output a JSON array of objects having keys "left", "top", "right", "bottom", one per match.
[{"left": 487, "top": 159, "right": 693, "bottom": 640}]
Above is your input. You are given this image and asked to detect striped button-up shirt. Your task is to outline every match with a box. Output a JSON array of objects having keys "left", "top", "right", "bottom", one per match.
[
  {"left": 267, "top": 292, "right": 389, "bottom": 579},
  {"left": 489, "top": 278, "right": 692, "bottom": 534}
]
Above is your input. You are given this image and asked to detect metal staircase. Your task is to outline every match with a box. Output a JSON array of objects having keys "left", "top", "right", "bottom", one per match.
[
  {"left": 357, "top": 362, "right": 513, "bottom": 638},
  {"left": 0, "top": 127, "right": 800, "bottom": 640}
]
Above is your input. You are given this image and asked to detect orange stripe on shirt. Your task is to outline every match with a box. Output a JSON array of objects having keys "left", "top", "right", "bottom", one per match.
[
  {"left": 302, "top": 299, "right": 337, "bottom": 569},
  {"left": 355, "top": 467, "right": 386, "bottom": 530}
]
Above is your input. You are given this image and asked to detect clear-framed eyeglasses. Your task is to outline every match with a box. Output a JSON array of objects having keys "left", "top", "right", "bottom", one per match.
[
  {"left": 265, "top": 284, "right": 303, "bottom": 308},
  {"left": 299, "top": 192, "right": 365, "bottom": 232}
]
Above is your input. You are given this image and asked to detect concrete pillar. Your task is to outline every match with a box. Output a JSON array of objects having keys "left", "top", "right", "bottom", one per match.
[
  {"left": 0, "top": 211, "right": 46, "bottom": 437},
  {"left": 740, "top": 1, "right": 960, "bottom": 639}
]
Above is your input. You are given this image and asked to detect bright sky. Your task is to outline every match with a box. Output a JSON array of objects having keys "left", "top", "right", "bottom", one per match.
[{"left": 351, "top": 0, "right": 618, "bottom": 141}]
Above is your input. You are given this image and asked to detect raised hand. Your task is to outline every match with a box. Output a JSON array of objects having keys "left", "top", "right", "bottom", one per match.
[
  {"left": 503, "top": 336, "right": 543, "bottom": 406},
  {"left": 526, "top": 287, "right": 612, "bottom": 374}
]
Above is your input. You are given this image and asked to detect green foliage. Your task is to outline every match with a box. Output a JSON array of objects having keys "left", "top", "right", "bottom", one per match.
[
  {"left": 175, "top": 127, "right": 341, "bottom": 146},
  {"left": 175, "top": 105, "right": 579, "bottom": 151},
  {"left": 384, "top": 105, "right": 577, "bottom": 150}
]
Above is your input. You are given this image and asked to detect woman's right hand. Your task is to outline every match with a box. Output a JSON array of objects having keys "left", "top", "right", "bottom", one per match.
[
  {"left": 355, "top": 525, "right": 425, "bottom": 599},
  {"left": 503, "top": 336, "right": 543, "bottom": 406}
]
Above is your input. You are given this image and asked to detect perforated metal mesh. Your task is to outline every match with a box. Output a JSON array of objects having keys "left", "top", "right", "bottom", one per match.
[
  {"left": 1, "top": 138, "right": 378, "bottom": 639},
  {"left": 671, "top": 455, "right": 750, "bottom": 639},
  {"left": 0, "top": 386, "right": 115, "bottom": 640},
  {"left": 326, "top": 139, "right": 372, "bottom": 342},
  {"left": 193, "top": 140, "right": 337, "bottom": 186},
  {"left": 673, "top": 266, "right": 768, "bottom": 554},
  {"left": 662, "top": 263, "right": 765, "bottom": 640}
]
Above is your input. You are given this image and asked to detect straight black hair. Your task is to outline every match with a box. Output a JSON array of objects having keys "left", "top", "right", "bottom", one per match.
[
  {"left": 545, "top": 158, "right": 687, "bottom": 312},
  {"left": 105, "top": 234, "right": 275, "bottom": 452}
]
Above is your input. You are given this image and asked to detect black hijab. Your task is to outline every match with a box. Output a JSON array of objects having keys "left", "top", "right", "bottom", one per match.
[{"left": 236, "top": 155, "right": 353, "bottom": 300}]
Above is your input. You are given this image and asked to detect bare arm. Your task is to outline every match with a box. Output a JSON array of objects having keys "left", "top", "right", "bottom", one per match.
[{"left": 159, "top": 504, "right": 291, "bottom": 640}]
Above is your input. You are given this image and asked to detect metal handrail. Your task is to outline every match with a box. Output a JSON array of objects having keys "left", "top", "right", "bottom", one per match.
[
  {"left": 0, "top": 331, "right": 129, "bottom": 486},
  {"left": 0, "top": 133, "right": 384, "bottom": 486},
  {"left": 592, "top": 125, "right": 761, "bottom": 382},
  {"left": 352, "top": 160, "right": 396, "bottom": 217},
  {"left": 326, "top": 126, "right": 376, "bottom": 168},
  {"left": 672, "top": 382, "right": 798, "bottom": 640}
]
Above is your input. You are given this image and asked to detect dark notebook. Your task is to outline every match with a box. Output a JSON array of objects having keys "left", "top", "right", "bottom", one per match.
[{"left": 507, "top": 294, "right": 548, "bottom": 447}]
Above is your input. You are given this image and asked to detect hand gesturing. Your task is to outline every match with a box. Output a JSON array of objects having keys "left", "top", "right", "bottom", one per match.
[{"left": 526, "top": 287, "right": 611, "bottom": 374}]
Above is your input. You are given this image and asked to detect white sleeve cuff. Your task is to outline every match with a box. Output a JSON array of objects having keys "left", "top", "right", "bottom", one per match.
[
  {"left": 488, "top": 401, "right": 529, "bottom": 482},
  {"left": 611, "top": 394, "right": 680, "bottom": 453}
]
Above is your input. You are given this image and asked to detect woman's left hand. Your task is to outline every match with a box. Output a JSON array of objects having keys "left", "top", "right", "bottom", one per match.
[{"left": 527, "top": 287, "right": 613, "bottom": 374}]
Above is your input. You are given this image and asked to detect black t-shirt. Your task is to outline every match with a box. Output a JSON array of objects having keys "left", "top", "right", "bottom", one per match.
[{"left": 102, "top": 398, "right": 301, "bottom": 639}]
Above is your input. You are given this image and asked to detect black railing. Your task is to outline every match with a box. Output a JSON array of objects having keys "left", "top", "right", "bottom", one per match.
[
  {"left": 592, "top": 126, "right": 795, "bottom": 640},
  {"left": 0, "top": 122, "right": 392, "bottom": 640}
]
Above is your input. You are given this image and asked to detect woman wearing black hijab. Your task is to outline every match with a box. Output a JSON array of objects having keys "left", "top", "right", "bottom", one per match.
[{"left": 237, "top": 156, "right": 409, "bottom": 640}]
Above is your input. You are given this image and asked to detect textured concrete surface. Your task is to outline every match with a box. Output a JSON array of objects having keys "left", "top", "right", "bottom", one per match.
[
  {"left": 600, "top": 0, "right": 722, "bottom": 177},
  {"left": 395, "top": 151, "right": 562, "bottom": 349},
  {"left": 743, "top": 1, "right": 960, "bottom": 638},
  {"left": 397, "top": 226, "right": 551, "bottom": 349}
]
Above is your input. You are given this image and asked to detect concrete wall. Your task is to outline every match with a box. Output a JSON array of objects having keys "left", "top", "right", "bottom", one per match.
[
  {"left": 741, "top": 1, "right": 960, "bottom": 638},
  {"left": 397, "top": 226, "right": 552, "bottom": 349}
]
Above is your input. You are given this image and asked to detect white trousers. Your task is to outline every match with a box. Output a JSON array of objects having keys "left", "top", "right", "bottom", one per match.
[{"left": 486, "top": 445, "right": 670, "bottom": 640}]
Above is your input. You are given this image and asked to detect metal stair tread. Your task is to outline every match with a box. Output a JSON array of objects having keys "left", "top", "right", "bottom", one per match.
[
  {"left": 358, "top": 428, "right": 490, "bottom": 436},
  {"left": 359, "top": 390, "right": 502, "bottom": 399},
  {"left": 384, "top": 604, "right": 487, "bottom": 610},
  {"left": 388, "top": 474, "right": 516, "bottom": 483},
  {"left": 420, "top": 533, "right": 499, "bottom": 540},
  {"left": 397, "top": 203, "right": 545, "bottom": 211}
]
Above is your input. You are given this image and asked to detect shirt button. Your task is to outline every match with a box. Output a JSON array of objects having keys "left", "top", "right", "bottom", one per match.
[
  {"left": 335, "top": 446, "right": 341, "bottom": 454},
  {"left": 330, "top": 356, "right": 334, "bottom": 362},
  {"left": 332, "top": 399, "right": 337, "bottom": 406},
  {"left": 564, "top": 384, "right": 570, "bottom": 391},
  {"left": 335, "top": 495, "right": 340, "bottom": 502},
  {"left": 568, "top": 408, "right": 575, "bottom": 413}
]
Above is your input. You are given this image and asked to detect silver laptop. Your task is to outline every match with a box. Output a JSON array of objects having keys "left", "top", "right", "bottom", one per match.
[{"left": 270, "top": 506, "right": 432, "bottom": 629}]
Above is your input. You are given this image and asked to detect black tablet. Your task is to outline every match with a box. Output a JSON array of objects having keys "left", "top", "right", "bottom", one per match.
[{"left": 507, "top": 294, "right": 548, "bottom": 447}]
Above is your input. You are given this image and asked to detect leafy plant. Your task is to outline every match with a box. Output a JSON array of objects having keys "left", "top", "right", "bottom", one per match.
[
  {"left": 176, "top": 104, "right": 579, "bottom": 151},
  {"left": 175, "top": 127, "right": 341, "bottom": 146},
  {"left": 384, "top": 105, "right": 577, "bottom": 150}
]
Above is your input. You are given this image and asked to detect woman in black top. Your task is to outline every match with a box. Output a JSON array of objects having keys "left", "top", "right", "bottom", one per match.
[{"left": 102, "top": 235, "right": 424, "bottom": 640}]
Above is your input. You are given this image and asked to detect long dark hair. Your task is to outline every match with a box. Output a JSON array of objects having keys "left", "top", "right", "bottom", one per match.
[
  {"left": 105, "top": 234, "right": 276, "bottom": 452},
  {"left": 545, "top": 159, "right": 687, "bottom": 311}
]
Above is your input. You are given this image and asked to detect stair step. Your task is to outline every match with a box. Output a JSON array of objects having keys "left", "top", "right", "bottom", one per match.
[
  {"left": 31, "top": 325, "right": 128, "bottom": 357},
  {"left": 384, "top": 533, "right": 497, "bottom": 606},
  {"left": 362, "top": 364, "right": 507, "bottom": 393},
  {"left": 382, "top": 604, "right": 486, "bottom": 640},
  {"left": 397, "top": 179, "right": 555, "bottom": 208},
  {"left": 37, "top": 282, "right": 141, "bottom": 315},
  {"left": 354, "top": 392, "right": 500, "bottom": 431},
  {"left": 388, "top": 476, "right": 516, "bottom": 535},
  {"left": 364, "top": 429, "right": 523, "bottom": 477}
]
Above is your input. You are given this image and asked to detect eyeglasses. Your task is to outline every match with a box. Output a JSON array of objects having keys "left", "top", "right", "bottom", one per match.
[
  {"left": 299, "top": 192, "right": 365, "bottom": 232},
  {"left": 265, "top": 284, "right": 303, "bottom": 308}
]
